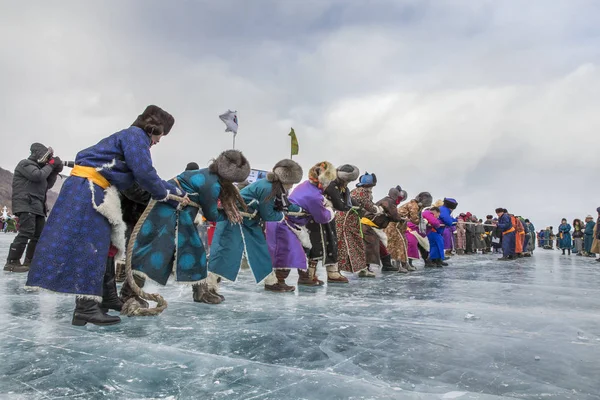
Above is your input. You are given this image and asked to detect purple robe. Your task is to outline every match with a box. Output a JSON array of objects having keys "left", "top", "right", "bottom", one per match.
[
  {"left": 443, "top": 225, "right": 455, "bottom": 250},
  {"left": 266, "top": 181, "right": 334, "bottom": 269}
]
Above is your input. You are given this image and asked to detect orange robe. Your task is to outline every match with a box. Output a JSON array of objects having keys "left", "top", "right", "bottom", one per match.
[{"left": 512, "top": 216, "right": 525, "bottom": 254}]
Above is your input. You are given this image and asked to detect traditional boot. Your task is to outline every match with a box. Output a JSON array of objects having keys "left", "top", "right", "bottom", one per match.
[
  {"left": 4, "top": 243, "right": 27, "bottom": 272},
  {"left": 397, "top": 261, "right": 409, "bottom": 274},
  {"left": 100, "top": 257, "right": 124, "bottom": 312},
  {"left": 119, "top": 273, "right": 149, "bottom": 308},
  {"left": 115, "top": 259, "right": 127, "bottom": 283},
  {"left": 358, "top": 266, "right": 376, "bottom": 278},
  {"left": 435, "top": 259, "right": 448, "bottom": 267},
  {"left": 326, "top": 264, "right": 349, "bottom": 283},
  {"left": 406, "top": 259, "right": 417, "bottom": 271},
  {"left": 72, "top": 297, "right": 121, "bottom": 326},
  {"left": 192, "top": 281, "right": 223, "bottom": 304},
  {"left": 265, "top": 269, "right": 295, "bottom": 292},
  {"left": 457, "top": 249, "right": 465, "bottom": 255},
  {"left": 567, "top": 249, "right": 571, "bottom": 256},
  {"left": 562, "top": 249, "right": 565, "bottom": 255},
  {"left": 298, "top": 261, "right": 324, "bottom": 286},
  {"left": 424, "top": 258, "right": 436, "bottom": 268},
  {"left": 381, "top": 255, "right": 398, "bottom": 272}
]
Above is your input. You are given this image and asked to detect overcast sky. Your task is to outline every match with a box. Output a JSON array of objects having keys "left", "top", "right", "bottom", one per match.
[{"left": 1, "top": 0, "right": 599, "bottom": 229}]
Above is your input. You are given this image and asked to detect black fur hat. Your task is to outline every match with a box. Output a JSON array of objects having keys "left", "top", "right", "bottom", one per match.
[
  {"left": 267, "top": 159, "right": 303, "bottom": 185},
  {"left": 209, "top": 150, "right": 251, "bottom": 183},
  {"left": 337, "top": 164, "right": 360, "bottom": 183},
  {"left": 132, "top": 105, "right": 175, "bottom": 136}
]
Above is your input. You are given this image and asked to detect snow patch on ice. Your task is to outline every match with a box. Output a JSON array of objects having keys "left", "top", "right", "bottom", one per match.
[{"left": 441, "top": 392, "right": 467, "bottom": 399}]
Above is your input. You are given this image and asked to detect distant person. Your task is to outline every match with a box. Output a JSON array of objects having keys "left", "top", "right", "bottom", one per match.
[
  {"left": 4, "top": 143, "right": 63, "bottom": 272},
  {"left": 572, "top": 219, "right": 584, "bottom": 255},
  {"left": 584, "top": 215, "right": 595, "bottom": 257},
  {"left": 558, "top": 219, "right": 572, "bottom": 255},
  {"left": 496, "top": 208, "right": 515, "bottom": 261}
]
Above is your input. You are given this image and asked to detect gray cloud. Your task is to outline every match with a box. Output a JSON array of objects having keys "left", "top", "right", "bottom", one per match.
[{"left": 1, "top": 0, "right": 599, "bottom": 229}]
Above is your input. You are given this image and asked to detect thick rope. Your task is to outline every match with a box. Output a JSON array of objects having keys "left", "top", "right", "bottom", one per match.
[{"left": 121, "top": 194, "right": 199, "bottom": 317}]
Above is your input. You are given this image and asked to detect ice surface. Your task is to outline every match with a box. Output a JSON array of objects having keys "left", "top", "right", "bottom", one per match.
[{"left": 1, "top": 232, "right": 600, "bottom": 399}]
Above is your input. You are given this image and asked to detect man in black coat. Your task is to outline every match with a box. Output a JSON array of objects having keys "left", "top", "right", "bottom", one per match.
[{"left": 4, "top": 143, "right": 63, "bottom": 272}]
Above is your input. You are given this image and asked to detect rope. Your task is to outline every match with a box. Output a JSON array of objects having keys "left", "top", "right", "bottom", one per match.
[{"left": 121, "top": 193, "right": 199, "bottom": 317}]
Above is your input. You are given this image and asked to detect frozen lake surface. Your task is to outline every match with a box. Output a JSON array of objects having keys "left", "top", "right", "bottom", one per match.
[{"left": 1, "top": 233, "right": 599, "bottom": 399}]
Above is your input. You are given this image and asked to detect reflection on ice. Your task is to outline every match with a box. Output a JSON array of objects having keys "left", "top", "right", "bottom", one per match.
[{"left": 1, "top": 234, "right": 600, "bottom": 399}]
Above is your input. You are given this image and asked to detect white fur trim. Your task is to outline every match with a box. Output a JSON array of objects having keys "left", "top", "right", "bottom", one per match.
[
  {"left": 264, "top": 271, "right": 278, "bottom": 285},
  {"left": 89, "top": 181, "right": 127, "bottom": 259},
  {"left": 410, "top": 230, "right": 430, "bottom": 251},
  {"left": 286, "top": 221, "right": 312, "bottom": 250},
  {"left": 374, "top": 228, "right": 388, "bottom": 248},
  {"left": 95, "top": 158, "right": 116, "bottom": 172}
]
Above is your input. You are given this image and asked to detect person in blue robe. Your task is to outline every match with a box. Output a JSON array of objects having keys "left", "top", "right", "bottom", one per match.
[
  {"left": 26, "top": 105, "right": 178, "bottom": 326},
  {"left": 437, "top": 198, "right": 458, "bottom": 265},
  {"left": 204, "top": 159, "right": 304, "bottom": 303},
  {"left": 558, "top": 219, "right": 572, "bottom": 255},
  {"left": 130, "top": 150, "right": 251, "bottom": 304},
  {"left": 496, "top": 208, "right": 515, "bottom": 260}
]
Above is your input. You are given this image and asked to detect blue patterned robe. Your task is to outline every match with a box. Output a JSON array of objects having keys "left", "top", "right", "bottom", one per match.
[
  {"left": 26, "top": 127, "right": 176, "bottom": 299},
  {"left": 132, "top": 169, "right": 224, "bottom": 285},
  {"left": 209, "top": 179, "right": 300, "bottom": 283}
]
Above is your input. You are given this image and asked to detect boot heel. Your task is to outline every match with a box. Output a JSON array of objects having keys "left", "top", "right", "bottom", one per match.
[{"left": 72, "top": 316, "right": 87, "bottom": 326}]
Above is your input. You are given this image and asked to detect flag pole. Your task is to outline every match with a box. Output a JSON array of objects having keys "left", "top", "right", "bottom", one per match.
[{"left": 233, "top": 134, "right": 236, "bottom": 150}]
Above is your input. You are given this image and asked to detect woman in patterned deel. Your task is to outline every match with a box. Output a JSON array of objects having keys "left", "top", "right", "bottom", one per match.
[{"left": 26, "top": 105, "right": 180, "bottom": 327}]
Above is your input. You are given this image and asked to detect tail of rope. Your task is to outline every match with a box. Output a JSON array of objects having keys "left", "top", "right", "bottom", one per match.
[{"left": 121, "top": 193, "right": 198, "bottom": 317}]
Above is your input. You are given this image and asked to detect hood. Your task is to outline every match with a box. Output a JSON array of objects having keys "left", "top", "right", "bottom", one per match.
[
  {"left": 29, "top": 143, "right": 52, "bottom": 163},
  {"left": 415, "top": 192, "right": 433, "bottom": 208}
]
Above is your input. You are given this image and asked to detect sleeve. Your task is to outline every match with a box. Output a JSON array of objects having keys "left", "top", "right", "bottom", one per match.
[
  {"left": 257, "top": 187, "right": 285, "bottom": 222},
  {"left": 423, "top": 211, "right": 441, "bottom": 229},
  {"left": 439, "top": 210, "right": 457, "bottom": 227},
  {"left": 304, "top": 195, "right": 334, "bottom": 224},
  {"left": 46, "top": 170, "right": 60, "bottom": 190},
  {"left": 120, "top": 131, "right": 170, "bottom": 201},
  {"left": 324, "top": 183, "right": 351, "bottom": 212},
  {"left": 18, "top": 161, "right": 54, "bottom": 183},
  {"left": 121, "top": 182, "right": 152, "bottom": 205},
  {"left": 352, "top": 190, "right": 378, "bottom": 213},
  {"left": 385, "top": 201, "right": 404, "bottom": 222}
]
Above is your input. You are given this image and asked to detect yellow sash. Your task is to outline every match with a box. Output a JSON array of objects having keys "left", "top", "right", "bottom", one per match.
[
  {"left": 71, "top": 165, "right": 110, "bottom": 189},
  {"left": 360, "top": 217, "right": 379, "bottom": 228},
  {"left": 503, "top": 227, "right": 515, "bottom": 234}
]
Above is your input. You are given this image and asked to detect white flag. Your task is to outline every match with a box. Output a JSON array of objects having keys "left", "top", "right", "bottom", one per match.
[{"left": 219, "top": 110, "right": 238, "bottom": 135}]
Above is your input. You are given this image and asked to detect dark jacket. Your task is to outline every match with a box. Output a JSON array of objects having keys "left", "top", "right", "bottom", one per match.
[
  {"left": 369, "top": 196, "right": 403, "bottom": 229},
  {"left": 12, "top": 143, "right": 60, "bottom": 216},
  {"left": 323, "top": 179, "right": 352, "bottom": 212}
]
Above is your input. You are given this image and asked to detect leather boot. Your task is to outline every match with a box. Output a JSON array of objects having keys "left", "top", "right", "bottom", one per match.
[
  {"left": 406, "top": 259, "right": 417, "bottom": 271},
  {"left": 358, "top": 266, "right": 376, "bottom": 278},
  {"left": 435, "top": 259, "right": 448, "bottom": 267},
  {"left": 326, "top": 264, "right": 349, "bottom": 283},
  {"left": 4, "top": 243, "right": 27, "bottom": 272},
  {"left": 192, "top": 282, "right": 223, "bottom": 304},
  {"left": 424, "top": 258, "right": 436, "bottom": 268},
  {"left": 265, "top": 269, "right": 295, "bottom": 292},
  {"left": 115, "top": 259, "right": 127, "bottom": 283},
  {"left": 298, "top": 261, "right": 324, "bottom": 286},
  {"left": 381, "top": 255, "right": 398, "bottom": 272},
  {"left": 120, "top": 274, "right": 149, "bottom": 308},
  {"left": 397, "top": 261, "right": 409, "bottom": 274},
  {"left": 101, "top": 257, "right": 124, "bottom": 312},
  {"left": 72, "top": 297, "right": 121, "bottom": 326}
]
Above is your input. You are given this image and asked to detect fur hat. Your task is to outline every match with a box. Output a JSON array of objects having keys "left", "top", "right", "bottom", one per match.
[
  {"left": 209, "top": 150, "right": 251, "bottom": 183},
  {"left": 308, "top": 161, "right": 337, "bottom": 188},
  {"left": 356, "top": 172, "right": 377, "bottom": 188},
  {"left": 433, "top": 199, "right": 444, "bottom": 208},
  {"left": 267, "top": 159, "right": 303, "bottom": 185},
  {"left": 337, "top": 164, "right": 360, "bottom": 183},
  {"left": 586, "top": 215, "right": 593, "bottom": 220},
  {"left": 415, "top": 192, "right": 432, "bottom": 208},
  {"left": 132, "top": 105, "right": 175, "bottom": 136},
  {"left": 185, "top": 162, "right": 199, "bottom": 171},
  {"left": 443, "top": 197, "right": 458, "bottom": 210}
]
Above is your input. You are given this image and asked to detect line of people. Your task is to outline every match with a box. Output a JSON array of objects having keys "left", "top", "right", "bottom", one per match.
[
  {"left": 4, "top": 105, "right": 537, "bottom": 327},
  {"left": 538, "top": 212, "right": 600, "bottom": 261}
]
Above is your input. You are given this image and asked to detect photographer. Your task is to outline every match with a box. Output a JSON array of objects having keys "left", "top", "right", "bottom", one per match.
[{"left": 4, "top": 143, "right": 63, "bottom": 272}]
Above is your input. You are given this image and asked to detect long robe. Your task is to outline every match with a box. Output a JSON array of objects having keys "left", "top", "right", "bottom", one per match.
[
  {"left": 384, "top": 216, "right": 408, "bottom": 263},
  {"left": 267, "top": 181, "right": 334, "bottom": 270},
  {"left": 132, "top": 169, "right": 223, "bottom": 285},
  {"left": 337, "top": 187, "right": 378, "bottom": 272},
  {"left": 455, "top": 219, "right": 466, "bottom": 250},
  {"left": 210, "top": 179, "right": 299, "bottom": 283},
  {"left": 26, "top": 127, "right": 175, "bottom": 299},
  {"left": 398, "top": 200, "right": 423, "bottom": 260},
  {"left": 363, "top": 196, "right": 403, "bottom": 265},
  {"left": 584, "top": 221, "right": 596, "bottom": 254},
  {"left": 473, "top": 223, "right": 486, "bottom": 250},
  {"left": 558, "top": 223, "right": 572, "bottom": 250}
]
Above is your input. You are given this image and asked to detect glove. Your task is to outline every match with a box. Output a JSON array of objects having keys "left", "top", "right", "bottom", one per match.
[{"left": 50, "top": 156, "right": 64, "bottom": 172}]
